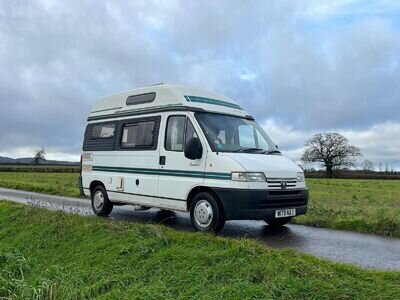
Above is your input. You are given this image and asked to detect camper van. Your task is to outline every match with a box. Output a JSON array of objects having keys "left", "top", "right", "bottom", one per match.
[{"left": 80, "top": 84, "right": 308, "bottom": 232}]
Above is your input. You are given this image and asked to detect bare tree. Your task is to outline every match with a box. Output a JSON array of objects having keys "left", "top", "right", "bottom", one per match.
[
  {"left": 32, "top": 146, "right": 46, "bottom": 165},
  {"left": 301, "top": 133, "right": 361, "bottom": 178},
  {"left": 361, "top": 159, "right": 374, "bottom": 171}
]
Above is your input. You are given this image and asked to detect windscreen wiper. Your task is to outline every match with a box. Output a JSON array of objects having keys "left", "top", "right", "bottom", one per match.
[
  {"left": 263, "top": 149, "right": 281, "bottom": 155},
  {"left": 233, "top": 147, "right": 263, "bottom": 153}
]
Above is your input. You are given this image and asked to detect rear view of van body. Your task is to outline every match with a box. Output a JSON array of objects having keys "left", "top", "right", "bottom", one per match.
[{"left": 80, "top": 84, "right": 308, "bottom": 232}]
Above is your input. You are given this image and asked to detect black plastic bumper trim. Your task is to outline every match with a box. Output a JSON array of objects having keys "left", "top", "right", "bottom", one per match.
[{"left": 211, "top": 188, "right": 309, "bottom": 220}]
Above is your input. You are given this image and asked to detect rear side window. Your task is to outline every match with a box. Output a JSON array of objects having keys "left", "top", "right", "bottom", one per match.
[
  {"left": 92, "top": 124, "right": 115, "bottom": 139},
  {"left": 121, "top": 121, "right": 155, "bottom": 149},
  {"left": 83, "top": 122, "right": 116, "bottom": 151}
]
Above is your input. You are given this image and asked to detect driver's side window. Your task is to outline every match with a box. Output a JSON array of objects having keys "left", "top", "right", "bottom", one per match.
[
  {"left": 165, "top": 116, "right": 198, "bottom": 152},
  {"left": 185, "top": 119, "right": 198, "bottom": 141}
]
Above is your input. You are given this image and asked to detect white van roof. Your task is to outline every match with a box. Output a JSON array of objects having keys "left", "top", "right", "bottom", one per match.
[{"left": 88, "top": 83, "right": 250, "bottom": 122}]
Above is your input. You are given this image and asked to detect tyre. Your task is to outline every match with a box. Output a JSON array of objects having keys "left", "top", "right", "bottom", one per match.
[
  {"left": 91, "top": 185, "right": 113, "bottom": 216},
  {"left": 190, "top": 192, "right": 225, "bottom": 233},
  {"left": 264, "top": 217, "right": 291, "bottom": 227}
]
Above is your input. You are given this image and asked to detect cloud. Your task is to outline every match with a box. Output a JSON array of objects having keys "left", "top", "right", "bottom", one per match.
[
  {"left": 261, "top": 119, "right": 400, "bottom": 170},
  {"left": 0, "top": 0, "right": 399, "bottom": 168}
]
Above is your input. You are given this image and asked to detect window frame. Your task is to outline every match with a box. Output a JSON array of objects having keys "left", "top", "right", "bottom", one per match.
[
  {"left": 90, "top": 122, "right": 116, "bottom": 140},
  {"left": 164, "top": 115, "right": 187, "bottom": 152},
  {"left": 115, "top": 116, "right": 161, "bottom": 151}
]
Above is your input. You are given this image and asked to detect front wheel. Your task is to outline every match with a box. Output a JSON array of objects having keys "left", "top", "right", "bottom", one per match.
[
  {"left": 190, "top": 192, "right": 225, "bottom": 233},
  {"left": 91, "top": 185, "right": 113, "bottom": 216},
  {"left": 264, "top": 217, "right": 292, "bottom": 227}
]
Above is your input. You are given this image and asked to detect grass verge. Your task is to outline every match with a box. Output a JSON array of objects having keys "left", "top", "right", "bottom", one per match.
[
  {"left": 294, "top": 178, "right": 400, "bottom": 237},
  {"left": 0, "top": 172, "right": 79, "bottom": 197},
  {"left": 0, "top": 201, "right": 399, "bottom": 299},
  {"left": 0, "top": 172, "right": 399, "bottom": 237}
]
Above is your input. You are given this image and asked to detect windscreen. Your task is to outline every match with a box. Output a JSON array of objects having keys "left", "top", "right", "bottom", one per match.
[{"left": 195, "top": 113, "right": 279, "bottom": 153}]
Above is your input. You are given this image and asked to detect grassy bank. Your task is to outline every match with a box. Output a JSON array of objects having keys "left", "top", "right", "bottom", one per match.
[
  {"left": 0, "top": 172, "right": 79, "bottom": 197},
  {"left": 0, "top": 201, "right": 399, "bottom": 299},
  {"left": 294, "top": 179, "right": 400, "bottom": 237},
  {"left": 0, "top": 172, "right": 399, "bottom": 237}
]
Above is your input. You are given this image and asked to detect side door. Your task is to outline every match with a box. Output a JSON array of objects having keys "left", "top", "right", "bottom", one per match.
[
  {"left": 158, "top": 113, "right": 206, "bottom": 200},
  {"left": 111, "top": 116, "right": 161, "bottom": 200}
]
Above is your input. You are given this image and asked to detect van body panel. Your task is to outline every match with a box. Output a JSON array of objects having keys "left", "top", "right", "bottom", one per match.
[
  {"left": 88, "top": 84, "right": 249, "bottom": 122},
  {"left": 107, "top": 191, "right": 187, "bottom": 211},
  {"left": 112, "top": 151, "right": 159, "bottom": 197},
  {"left": 224, "top": 153, "right": 306, "bottom": 190},
  {"left": 202, "top": 152, "right": 248, "bottom": 189}
]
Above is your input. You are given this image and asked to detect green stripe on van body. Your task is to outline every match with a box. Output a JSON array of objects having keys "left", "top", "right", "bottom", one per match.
[
  {"left": 185, "top": 95, "right": 243, "bottom": 110},
  {"left": 92, "top": 166, "right": 231, "bottom": 180}
]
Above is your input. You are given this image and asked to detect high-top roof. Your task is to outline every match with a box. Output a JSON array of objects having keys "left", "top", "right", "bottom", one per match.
[{"left": 88, "top": 83, "right": 248, "bottom": 121}]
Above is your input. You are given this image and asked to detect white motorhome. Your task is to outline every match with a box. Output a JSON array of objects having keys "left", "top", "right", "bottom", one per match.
[{"left": 80, "top": 83, "right": 308, "bottom": 232}]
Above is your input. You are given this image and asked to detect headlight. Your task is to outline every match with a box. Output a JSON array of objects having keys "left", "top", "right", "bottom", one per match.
[
  {"left": 297, "top": 172, "right": 305, "bottom": 182},
  {"left": 231, "top": 172, "right": 266, "bottom": 182}
]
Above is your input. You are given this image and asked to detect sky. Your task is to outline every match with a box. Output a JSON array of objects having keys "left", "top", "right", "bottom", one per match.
[{"left": 0, "top": 0, "right": 399, "bottom": 170}]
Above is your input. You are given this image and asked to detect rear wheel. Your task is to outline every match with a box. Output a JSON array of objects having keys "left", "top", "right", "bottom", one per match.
[
  {"left": 264, "top": 217, "right": 291, "bottom": 227},
  {"left": 91, "top": 185, "right": 113, "bottom": 216},
  {"left": 190, "top": 192, "right": 225, "bottom": 233}
]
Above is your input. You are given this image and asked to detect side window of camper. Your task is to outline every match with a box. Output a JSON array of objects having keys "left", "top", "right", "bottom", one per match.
[
  {"left": 165, "top": 116, "right": 185, "bottom": 151},
  {"left": 121, "top": 121, "right": 155, "bottom": 149},
  {"left": 92, "top": 124, "right": 115, "bottom": 139}
]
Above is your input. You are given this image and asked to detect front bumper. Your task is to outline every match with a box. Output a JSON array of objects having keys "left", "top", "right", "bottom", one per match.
[{"left": 211, "top": 188, "right": 308, "bottom": 220}]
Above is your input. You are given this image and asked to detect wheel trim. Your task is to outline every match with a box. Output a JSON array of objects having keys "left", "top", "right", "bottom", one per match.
[
  {"left": 93, "top": 191, "right": 105, "bottom": 210},
  {"left": 194, "top": 199, "right": 213, "bottom": 228}
]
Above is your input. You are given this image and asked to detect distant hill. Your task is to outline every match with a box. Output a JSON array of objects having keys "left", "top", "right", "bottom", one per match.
[{"left": 0, "top": 156, "right": 79, "bottom": 165}]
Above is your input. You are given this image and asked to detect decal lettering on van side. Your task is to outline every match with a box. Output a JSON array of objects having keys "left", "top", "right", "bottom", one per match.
[{"left": 92, "top": 166, "right": 231, "bottom": 180}]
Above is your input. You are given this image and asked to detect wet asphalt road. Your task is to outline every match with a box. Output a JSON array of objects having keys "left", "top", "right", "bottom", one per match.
[{"left": 1, "top": 187, "right": 399, "bottom": 271}]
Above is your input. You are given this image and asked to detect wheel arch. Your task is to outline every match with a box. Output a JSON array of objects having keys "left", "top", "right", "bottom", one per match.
[
  {"left": 186, "top": 186, "right": 223, "bottom": 212},
  {"left": 89, "top": 180, "right": 105, "bottom": 195}
]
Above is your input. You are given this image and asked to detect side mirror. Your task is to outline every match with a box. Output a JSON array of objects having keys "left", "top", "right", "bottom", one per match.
[
  {"left": 184, "top": 137, "right": 203, "bottom": 160},
  {"left": 275, "top": 145, "right": 279, "bottom": 149}
]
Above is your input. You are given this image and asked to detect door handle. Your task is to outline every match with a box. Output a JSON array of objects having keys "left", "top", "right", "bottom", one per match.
[{"left": 159, "top": 156, "right": 166, "bottom": 165}]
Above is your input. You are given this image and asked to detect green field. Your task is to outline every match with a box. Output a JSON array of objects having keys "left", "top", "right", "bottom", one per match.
[
  {"left": 0, "top": 172, "right": 399, "bottom": 237},
  {"left": 0, "top": 201, "right": 399, "bottom": 299},
  {"left": 0, "top": 172, "right": 80, "bottom": 197},
  {"left": 293, "top": 178, "right": 400, "bottom": 237}
]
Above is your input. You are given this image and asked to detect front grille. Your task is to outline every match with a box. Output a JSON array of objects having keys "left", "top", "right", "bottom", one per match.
[
  {"left": 267, "top": 177, "right": 297, "bottom": 188},
  {"left": 268, "top": 190, "right": 302, "bottom": 196},
  {"left": 259, "top": 189, "right": 307, "bottom": 209}
]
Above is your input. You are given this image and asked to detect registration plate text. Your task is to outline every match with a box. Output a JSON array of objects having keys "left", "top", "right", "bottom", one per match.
[{"left": 275, "top": 208, "right": 296, "bottom": 218}]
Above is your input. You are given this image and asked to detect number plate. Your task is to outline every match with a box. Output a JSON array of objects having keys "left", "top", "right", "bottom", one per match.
[{"left": 275, "top": 208, "right": 296, "bottom": 218}]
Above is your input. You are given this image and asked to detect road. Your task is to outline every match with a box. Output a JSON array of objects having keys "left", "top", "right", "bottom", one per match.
[{"left": 1, "top": 187, "right": 399, "bottom": 271}]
